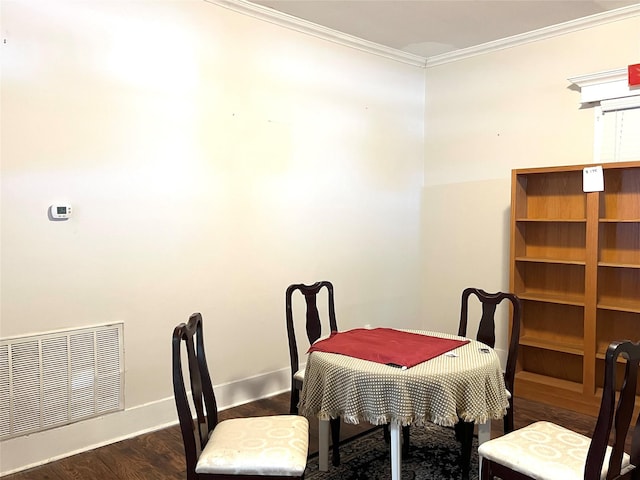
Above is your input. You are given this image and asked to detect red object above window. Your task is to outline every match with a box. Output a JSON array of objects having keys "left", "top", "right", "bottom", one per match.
[{"left": 629, "top": 63, "right": 640, "bottom": 86}]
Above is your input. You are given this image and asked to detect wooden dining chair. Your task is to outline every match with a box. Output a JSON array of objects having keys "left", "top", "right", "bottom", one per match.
[
  {"left": 478, "top": 339, "right": 640, "bottom": 480},
  {"left": 173, "top": 313, "right": 309, "bottom": 480},
  {"left": 458, "top": 287, "right": 522, "bottom": 433},
  {"left": 286, "top": 281, "right": 342, "bottom": 465},
  {"left": 286, "top": 281, "right": 412, "bottom": 463},
  {"left": 454, "top": 287, "right": 522, "bottom": 474}
]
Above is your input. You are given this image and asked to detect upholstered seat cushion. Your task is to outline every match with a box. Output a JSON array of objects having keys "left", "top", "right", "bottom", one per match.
[
  {"left": 478, "top": 421, "right": 633, "bottom": 480},
  {"left": 196, "top": 415, "right": 309, "bottom": 476},
  {"left": 293, "top": 368, "right": 304, "bottom": 383}
]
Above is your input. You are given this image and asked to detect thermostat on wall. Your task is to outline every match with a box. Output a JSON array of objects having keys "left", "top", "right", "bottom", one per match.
[{"left": 50, "top": 204, "right": 72, "bottom": 219}]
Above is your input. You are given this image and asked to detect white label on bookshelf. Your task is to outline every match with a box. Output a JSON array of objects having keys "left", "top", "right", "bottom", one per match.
[{"left": 583, "top": 166, "right": 604, "bottom": 192}]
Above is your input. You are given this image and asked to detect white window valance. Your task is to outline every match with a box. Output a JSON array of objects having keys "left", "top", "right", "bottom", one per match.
[
  {"left": 568, "top": 68, "right": 639, "bottom": 105},
  {"left": 569, "top": 68, "right": 640, "bottom": 163}
]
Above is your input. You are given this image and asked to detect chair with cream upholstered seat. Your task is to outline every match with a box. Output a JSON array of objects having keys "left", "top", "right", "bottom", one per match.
[
  {"left": 478, "top": 339, "right": 640, "bottom": 480},
  {"left": 286, "top": 281, "right": 342, "bottom": 466},
  {"left": 458, "top": 287, "right": 522, "bottom": 434},
  {"left": 173, "top": 313, "right": 309, "bottom": 480},
  {"left": 286, "top": 280, "right": 411, "bottom": 464},
  {"left": 455, "top": 287, "right": 522, "bottom": 475}
]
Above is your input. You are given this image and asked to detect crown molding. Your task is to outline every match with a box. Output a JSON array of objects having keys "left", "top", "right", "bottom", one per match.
[
  {"left": 204, "top": 0, "right": 427, "bottom": 67},
  {"left": 207, "top": 0, "right": 640, "bottom": 69},
  {"left": 425, "top": 4, "right": 640, "bottom": 67}
]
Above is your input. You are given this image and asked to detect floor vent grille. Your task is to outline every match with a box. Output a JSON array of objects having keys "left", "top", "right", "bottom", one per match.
[{"left": 0, "top": 324, "right": 124, "bottom": 439}]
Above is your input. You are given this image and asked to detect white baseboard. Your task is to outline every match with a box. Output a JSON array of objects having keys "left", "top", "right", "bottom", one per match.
[{"left": 0, "top": 368, "right": 291, "bottom": 476}]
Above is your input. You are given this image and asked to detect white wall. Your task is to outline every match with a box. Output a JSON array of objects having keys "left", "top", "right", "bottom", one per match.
[
  {"left": 4, "top": 0, "right": 638, "bottom": 473},
  {"left": 421, "top": 15, "right": 640, "bottom": 351},
  {"left": 0, "top": 0, "right": 425, "bottom": 473}
]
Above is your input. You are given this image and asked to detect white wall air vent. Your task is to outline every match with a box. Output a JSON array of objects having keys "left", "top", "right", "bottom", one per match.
[{"left": 0, "top": 324, "right": 124, "bottom": 439}]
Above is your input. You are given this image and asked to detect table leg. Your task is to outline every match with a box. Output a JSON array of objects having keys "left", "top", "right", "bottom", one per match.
[
  {"left": 319, "top": 419, "right": 329, "bottom": 471},
  {"left": 389, "top": 422, "right": 402, "bottom": 480}
]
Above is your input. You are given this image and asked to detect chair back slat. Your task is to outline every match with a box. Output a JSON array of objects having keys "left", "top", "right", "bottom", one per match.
[
  {"left": 172, "top": 313, "right": 219, "bottom": 479},
  {"left": 172, "top": 330, "right": 199, "bottom": 476},
  {"left": 304, "top": 294, "right": 322, "bottom": 344},
  {"left": 585, "top": 340, "right": 640, "bottom": 480},
  {"left": 459, "top": 288, "right": 519, "bottom": 346},
  {"left": 458, "top": 288, "right": 521, "bottom": 377},
  {"left": 477, "top": 301, "right": 497, "bottom": 348},
  {"left": 185, "top": 335, "right": 207, "bottom": 447},
  {"left": 194, "top": 313, "right": 218, "bottom": 431},
  {"left": 286, "top": 281, "right": 337, "bottom": 378}
]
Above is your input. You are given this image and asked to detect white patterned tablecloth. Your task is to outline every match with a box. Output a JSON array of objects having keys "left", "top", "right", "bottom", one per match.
[{"left": 298, "top": 330, "right": 508, "bottom": 427}]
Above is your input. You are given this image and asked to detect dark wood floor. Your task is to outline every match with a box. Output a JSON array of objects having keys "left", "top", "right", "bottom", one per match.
[{"left": 5, "top": 393, "right": 601, "bottom": 480}]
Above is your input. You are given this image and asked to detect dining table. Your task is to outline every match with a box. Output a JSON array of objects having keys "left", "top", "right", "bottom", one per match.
[{"left": 297, "top": 327, "right": 509, "bottom": 479}]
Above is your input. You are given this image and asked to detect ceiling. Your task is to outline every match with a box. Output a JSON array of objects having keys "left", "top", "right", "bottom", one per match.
[{"left": 248, "top": 0, "right": 640, "bottom": 58}]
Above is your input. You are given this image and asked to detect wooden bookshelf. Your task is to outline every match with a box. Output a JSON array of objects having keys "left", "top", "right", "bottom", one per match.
[{"left": 510, "top": 161, "right": 640, "bottom": 414}]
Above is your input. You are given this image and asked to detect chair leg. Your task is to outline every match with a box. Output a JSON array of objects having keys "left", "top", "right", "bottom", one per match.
[
  {"left": 459, "top": 421, "right": 474, "bottom": 478},
  {"left": 289, "top": 388, "right": 300, "bottom": 414},
  {"left": 383, "top": 424, "right": 390, "bottom": 442},
  {"left": 454, "top": 420, "right": 464, "bottom": 441},
  {"left": 504, "top": 398, "right": 514, "bottom": 433},
  {"left": 402, "top": 425, "right": 411, "bottom": 457},
  {"left": 330, "top": 417, "right": 341, "bottom": 466},
  {"left": 481, "top": 457, "right": 492, "bottom": 480}
]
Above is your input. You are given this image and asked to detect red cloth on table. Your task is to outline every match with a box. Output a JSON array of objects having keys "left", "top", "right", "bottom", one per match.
[{"left": 307, "top": 328, "right": 469, "bottom": 368}]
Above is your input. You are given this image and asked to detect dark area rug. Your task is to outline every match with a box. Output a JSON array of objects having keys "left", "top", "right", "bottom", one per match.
[{"left": 305, "top": 423, "right": 478, "bottom": 480}]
